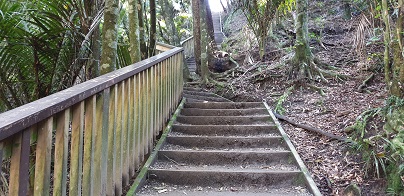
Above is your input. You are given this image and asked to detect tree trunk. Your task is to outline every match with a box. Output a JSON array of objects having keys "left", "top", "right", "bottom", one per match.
[
  {"left": 390, "top": 0, "right": 404, "bottom": 97},
  {"left": 128, "top": 0, "right": 142, "bottom": 63},
  {"left": 138, "top": 0, "right": 148, "bottom": 59},
  {"left": 205, "top": 0, "right": 215, "bottom": 42},
  {"left": 200, "top": 0, "right": 210, "bottom": 83},
  {"left": 382, "top": 0, "right": 391, "bottom": 86},
  {"left": 192, "top": 0, "right": 202, "bottom": 74},
  {"left": 100, "top": 0, "right": 119, "bottom": 75},
  {"left": 148, "top": 0, "right": 157, "bottom": 57},
  {"left": 292, "top": 0, "right": 314, "bottom": 80}
]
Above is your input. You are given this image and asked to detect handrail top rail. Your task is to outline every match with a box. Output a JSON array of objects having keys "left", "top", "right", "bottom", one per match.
[
  {"left": 0, "top": 46, "right": 183, "bottom": 141},
  {"left": 180, "top": 36, "right": 194, "bottom": 45}
]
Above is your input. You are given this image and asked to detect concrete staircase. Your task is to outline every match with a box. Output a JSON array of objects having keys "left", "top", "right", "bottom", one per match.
[{"left": 132, "top": 90, "right": 320, "bottom": 195}]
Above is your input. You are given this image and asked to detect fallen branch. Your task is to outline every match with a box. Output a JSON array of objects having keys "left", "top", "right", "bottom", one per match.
[
  {"left": 273, "top": 112, "right": 348, "bottom": 142},
  {"left": 357, "top": 73, "right": 374, "bottom": 92}
]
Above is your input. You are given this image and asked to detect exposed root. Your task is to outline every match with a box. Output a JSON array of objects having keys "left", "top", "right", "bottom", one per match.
[
  {"left": 274, "top": 85, "right": 295, "bottom": 114},
  {"left": 274, "top": 112, "right": 348, "bottom": 142},
  {"left": 357, "top": 73, "right": 375, "bottom": 92}
]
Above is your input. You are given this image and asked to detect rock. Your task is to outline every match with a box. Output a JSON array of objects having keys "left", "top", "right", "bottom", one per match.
[{"left": 343, "top": 183, "right": 361, "bottom": 196}]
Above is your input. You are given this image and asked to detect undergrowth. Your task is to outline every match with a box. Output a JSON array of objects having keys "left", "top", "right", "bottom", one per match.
[{"left": 349, "top": 96, "right": 404, "bottom": 195}]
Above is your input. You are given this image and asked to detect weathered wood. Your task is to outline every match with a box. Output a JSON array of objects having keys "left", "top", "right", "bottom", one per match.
[
  {"left": 138, "top": 72, "right": 145, "bottom": 162},
  {"left": 83, "top": 96, "right": 96, "bottom": 196},
  {"left": 107, "top": 86, "right": 117, "bottom": 195},
  {"left": 115, "top": 82, "right": 124, "bottom": 195},
  {"left": 34, "top": 117, "right": 53, "bottom": 196},
  {"left": 53, "top": 109, "right": 70, "bottom": 196},
  {"left": 122, "top": 79, "right": 130, "bottom": 186},
  {"left": 0, "top": 48, "right": 183, "bottom": 141},
  {"left": 93, "top": 91, "right": 107, "bottom": 195},
  {"left": 9, "top": 129, "right": 31, "bottom": 196},
  {"left": 70, "top": 102, "right": 84, "bottom": 196},
  {"left": 129, "top": 76, "right": 135, "bottom": 177},
  {"left": 133, "top": 75, "right": 140, "bottom": 169},
  {"left": 147, "top": 68, "right": 153, "bottom": 151}
]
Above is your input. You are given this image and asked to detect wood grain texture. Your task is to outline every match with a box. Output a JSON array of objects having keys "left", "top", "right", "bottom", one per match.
[
  {"left": 33, "top": 117, "right": 53, "bottom": 196},
  {"left": 53, "top": 109, "right": 70, "bottom": 196},
  {"left": 70, "top": 102, "right": 84, "bottom": 196}
]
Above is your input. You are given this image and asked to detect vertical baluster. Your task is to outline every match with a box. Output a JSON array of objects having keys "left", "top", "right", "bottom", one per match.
[
  {"left": 150, "top": 66, "right": 155, "bottom": 141},
  {"left": 94, "top": 89, "right": 109, "bottom": 195},
  {"left": 9, "top": 128, "right": 31, "bottom": 196},
  {"left": 115, "top": 82, "right": 124, "bottom": 195},
  {"left": 164, "top": 58, "right": 170, "bottom": 122},
  {"left": 83, "top": 95, "right": 96, "bottom": 196},
  {"left": 34, "top": 117, "right": 53, "bottom": 196},
  {"left": 144, "top": 69, "right": 149, "bottom": 154},
  {"left": 133, "top": 74, "right": 140, "bottom": 169},
  {"left": 53, "top": 109, "right": 70, "bottom": 196},
  {"left": 129, "top": 76, "right": 135, "bottom": 176},
  {"left": 122, "top": 79, "right": 130, "bottom": 186},
  {"left": 147, "top": 67, "right": 153, "bottom": 151},
  {"left": 107, "top": 86, "right": 117, "bottom": 195},
  {"left": 70, "top": 102, "right": 84, "bottom": 196},
  {"left": 156, "top": 63, "right": 161, "bottom": 134},
  {"left": 139, "top": 71, "right": 145, "bottom": 162}
]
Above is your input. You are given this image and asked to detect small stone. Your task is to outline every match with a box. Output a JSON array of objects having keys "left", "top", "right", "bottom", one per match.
[{"left": 343, "top": 183, "right": 361, "bottom": 196}]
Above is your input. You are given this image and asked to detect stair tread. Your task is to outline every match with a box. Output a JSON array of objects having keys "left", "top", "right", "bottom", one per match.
[
  {"left": 150, "top": 162, "right": 299, "bottom": 172},
  {"left": 138, "top": 181, "right": 312, "bottom": 196},
  {"left": 170, "top": 125, "right": 279, "bottom": 137},
  {"left": 161, "top": 143, "right": 288, "bottom": 152},
  {"left": 180, "top": 108, "right": 267, "bottom": 116},
  {"left": 149, "top": 168, "right": 301, "bottom": 173}
]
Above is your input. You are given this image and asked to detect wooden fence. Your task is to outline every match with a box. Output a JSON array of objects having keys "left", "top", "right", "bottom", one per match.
[{"left": 0, "top": 44, "right": 184, "bottom": 195}]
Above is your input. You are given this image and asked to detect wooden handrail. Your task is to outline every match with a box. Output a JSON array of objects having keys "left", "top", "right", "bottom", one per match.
[
  {"left": 0, "top": 45, "right": 184, "bottom": 195},
  {"left": 180, "top": 36, "right": 194, "bottom": 59}
]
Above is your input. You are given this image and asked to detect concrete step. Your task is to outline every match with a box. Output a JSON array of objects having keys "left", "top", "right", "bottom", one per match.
[
  {"left": 183, "top": 89, "right": 224, "bottom": 97},
  {"left": 155, "top": 150, "right": 296, "bottom": 167},
  {"left": 175, "top": 115, "right": 273, "bottom": 125},
  {"left": 163, "top": 136, "right": 288, "bottom": 151},
  {"left": 170, "top": 125, "right": 280, "bottom": 137},
  {"left": 183, "top": 93, "right": 230, "bottom": 102},
  {"left": 180, "top": 108, "right": 268, "bottom": 116},
  {"left": 147, "top": 169, "right": 303, "bottom": 187},
  {"left": 137, "top": 182, "right": 312, "bottom": 196},
  {"left": 184, "top": 102, "right": 264, "bottom": 109}
]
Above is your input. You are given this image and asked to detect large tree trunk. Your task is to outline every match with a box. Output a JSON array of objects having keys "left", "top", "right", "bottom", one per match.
[
  {"left": 100, "top": 0, "right": 119, "bottom": 75},
  {"left": 291, "top": 0, "right": 315, "bottom": 80},
  {"left": 128, "top": 0, "right": 141, "bottom": 63},
  {"left": 148, "top": 0, "right": 157, "bottom": 57},
  {"left": 138, "top": 0, "right": 148, "bottom": 59},
  {"left": 205, "top": 0, "right": 215, "bottom": 42},
  {"left": 200, "top": 0, "right": 210, "bottom": 83},
  {"left": 192, "top": 0, "right": 202, "bottom": 74},
  {"left": 382, "top": 0, "right": 391, "bottom": 86}
]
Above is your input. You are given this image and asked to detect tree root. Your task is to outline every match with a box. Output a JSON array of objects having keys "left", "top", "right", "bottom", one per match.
[
  {"left": 274, "top": 112, "right": 348, "bottom": 142},
  {"left": 357, "top": 73, "right": 375, "bottom": 92}
]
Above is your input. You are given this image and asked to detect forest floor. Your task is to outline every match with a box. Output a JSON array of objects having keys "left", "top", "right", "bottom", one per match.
[{"left": 193, "top": 0, "right": 391, "bottom": 195}]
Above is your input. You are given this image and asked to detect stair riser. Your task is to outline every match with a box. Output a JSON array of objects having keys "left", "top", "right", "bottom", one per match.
[
  {"left": 180, "top": 108, "right": 268, "bottom": 116},
  {"left": 148, "top": 170, "right": 303, "bottom": 187},
  {"left": 157, "top": 151, "right": 296, "bottom": 166},
  {"left": 176, "top": 116, "right": 273, "bottom": 125},
  {"left": 165, "top": 137, "right": 287, "bottom": 150},
  {"left": 184, "top": 102, "right": 264, "bottom": 109},
  {"left": 183, "top": 94, "right": 229, "bottom": 102},
  {"left": 183, "top": 90, "right": 220, "bottom": 97},
  {"left": 171, "top": 125, "right": 279, "bottom": 136}
]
